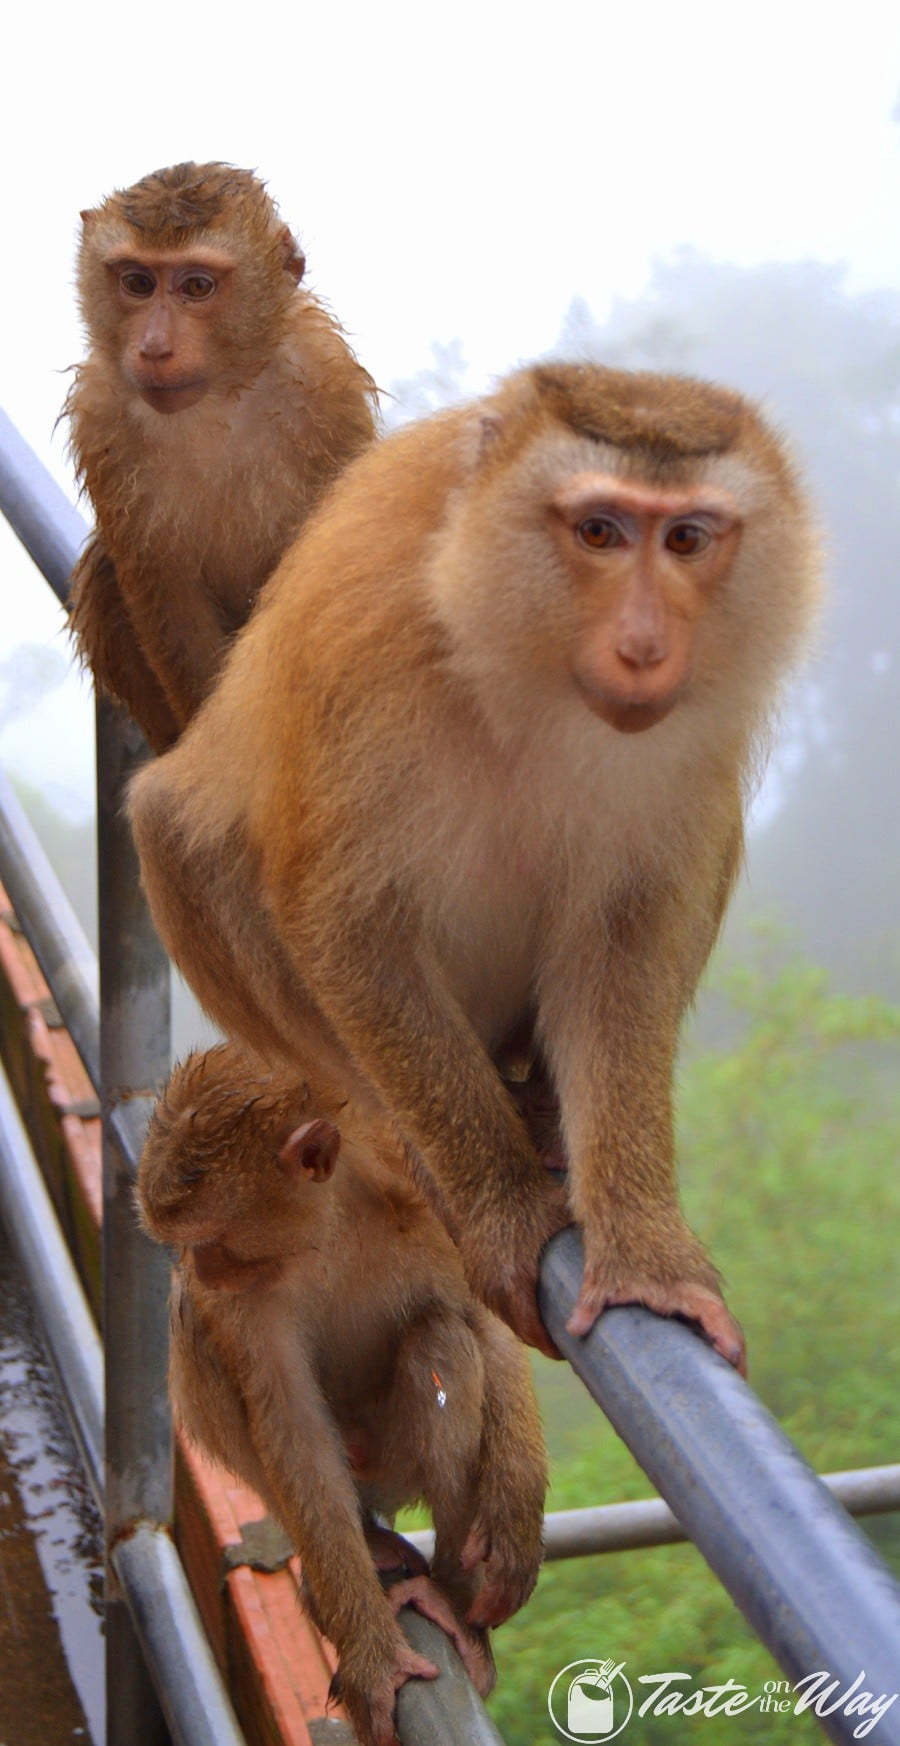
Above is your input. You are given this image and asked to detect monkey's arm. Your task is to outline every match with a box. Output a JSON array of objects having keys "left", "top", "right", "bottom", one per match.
[
  {"left": 456, "top": 1310, "right": 547, "bottom": 1630},
  {"left": 234, "top": 1320, "right": 439, "bottom": 1746},
  {"left": 110, "top": 560, "right": 237, "bottom": 730},
  {"left": 288, "top": 913, "right": 569, "bottom": 1355},
  {"left": 69, "top": 535, "right": 181, "bottom": 752},
  {"left": 540, "top": 838, "right": 746, "bottom": 1372}
]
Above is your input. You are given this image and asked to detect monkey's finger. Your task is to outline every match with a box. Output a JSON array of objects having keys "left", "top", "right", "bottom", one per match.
[
  {"left": 393, "top": 1644, "right": 440, "bottom": 1685},
  {"left": 567, "top": 1279, "right": 747, "bottom": 1376},
  {"left": 387, "top": 1579, "right": 493, "bottom": 1697}
]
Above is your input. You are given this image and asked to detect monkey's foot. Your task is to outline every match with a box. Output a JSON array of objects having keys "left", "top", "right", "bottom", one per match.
[
  {"left": 364, "top": 1521, "right": 429, "bottom": 1577},
  {"left": 337, "top": 1637, "right": 439, "bottom": 1746},
  {"left": 568, "top": 1273, "right": 746, "bottom": 1375},
  {"left": 384, "top": 1575, "right": 496, "bottom": 1698},
  {"left": 458, "top": 1520, "right": 541, "bottom": 1629}
]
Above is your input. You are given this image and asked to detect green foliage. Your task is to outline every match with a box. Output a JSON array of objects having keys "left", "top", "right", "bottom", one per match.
[{"left": 485, "top": 957, "right": 900, "bottom": 1744}]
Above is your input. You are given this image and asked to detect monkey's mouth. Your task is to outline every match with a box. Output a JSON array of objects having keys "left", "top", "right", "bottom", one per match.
[
  {"left": 139, "top": 379, "right": 209, "bottom": 414},
  {"left": 573, "top": 670, "right": 683, "bottom": 733}
]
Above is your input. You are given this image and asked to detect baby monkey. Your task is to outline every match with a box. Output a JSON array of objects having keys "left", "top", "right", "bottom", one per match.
[{"left": 137, "top": 1041, "right": 547, "bottom": 1746}]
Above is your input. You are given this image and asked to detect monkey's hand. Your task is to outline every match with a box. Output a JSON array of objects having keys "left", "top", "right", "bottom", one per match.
[
  {"left": 384, "top": 1575, "right": 495, "bottom": 1698},
  {"left": 458, "top": 1514, "right": 542, "bottom": 1630},
  {"left": 569, "top": 1227, "right": 746, "bottom": 1375},
  {"left": 336, "top": 1631, "right": 439, "bottom": 1746},
  {"left": 462, "top": 1179, "right": 571, "bottom": 1359}
]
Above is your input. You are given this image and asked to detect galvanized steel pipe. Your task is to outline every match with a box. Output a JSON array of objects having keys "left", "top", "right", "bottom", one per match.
[
  {"left": 0, "top": 767, "right": 100, "bottom": 1091},
  {"left": 0, "top": 1055, "right": 103, "bottom": 1504},
  {"left": 0, "top": 402, "right": 83, "bottom": 602}
]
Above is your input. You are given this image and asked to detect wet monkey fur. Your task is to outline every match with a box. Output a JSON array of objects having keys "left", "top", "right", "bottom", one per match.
[
  {"left": 137, "top": 1042, "right": 547, "bottom": 1746},
  {"left": 66, "top": 161, "right": 378, "bottom": 750},
  {"left": 130, "top": 362, "right": 823, "bottom": 1366}
]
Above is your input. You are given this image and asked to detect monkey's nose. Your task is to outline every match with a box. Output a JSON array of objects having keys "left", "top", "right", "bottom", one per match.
[
  {"left": 614, "top": 627, "right": 668, "bottom": 669},
  {"left": 139, "top": 311, "right": 175, "bottom": 359}
]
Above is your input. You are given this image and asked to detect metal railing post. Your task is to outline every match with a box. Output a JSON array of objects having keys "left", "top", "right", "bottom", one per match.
[{"left": 97, "top": 693, "right": 173, "bottom": 1746}]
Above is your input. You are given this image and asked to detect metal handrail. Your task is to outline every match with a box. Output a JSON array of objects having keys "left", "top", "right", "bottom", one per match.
[
  {"left": 0, "top": 1053, "right": 103, "bottom": 1503},
  {"left": 0, "top": 767, "right": 100, "bottom": 1090},
  {"left": 540, "top": 1229, "right": 900, "bottom": 1746},
  {"left": 0, "top": 403, "right": 84, "bottom": 603}
]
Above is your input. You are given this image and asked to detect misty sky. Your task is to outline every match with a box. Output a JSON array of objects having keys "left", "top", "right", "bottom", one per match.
[{"left": 1, "top": 0, "right": 899, "bottom": 817}]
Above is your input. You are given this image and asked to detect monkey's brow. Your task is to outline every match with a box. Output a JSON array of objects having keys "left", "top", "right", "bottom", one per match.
[
  {"left": 568, "top": 417, "right": 738, "bottom": 460},
  {"left": 553, "top": 471, "right": 738, "bottom": 521},
  {"left": 103, "top": 247, "right": 235, "bottom": 270}
]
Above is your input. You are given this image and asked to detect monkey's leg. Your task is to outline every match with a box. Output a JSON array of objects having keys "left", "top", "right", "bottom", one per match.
[
  {"left": 540, "top": 858, "right": 746, "bottom": 1373},
  {"left": 69, "top": 535, "right": 181, "bottom": 752},
  {"left": 233, "top": 1328, "right": 440, "bottom": 1746},
  {"left": 455, "top": 1308, "right": 547, "bottom": 1630},
  {"left": 130, "top": 769, "right": 371, "bottom": 1100},
  {"left": 384, "top": 1308, "right": 484, "bottom": 1551},
  {"left": 377, "top": 1309, "right": 495, "bottom": 1697}
]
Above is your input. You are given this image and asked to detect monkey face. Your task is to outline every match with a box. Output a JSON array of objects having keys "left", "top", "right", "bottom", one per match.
[{"left": 551, "top": 469, "right": 742, "bottom": 732}]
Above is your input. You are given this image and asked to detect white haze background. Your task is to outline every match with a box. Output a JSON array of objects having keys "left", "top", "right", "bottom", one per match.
[{"left": 1, "top": 0, "right": 899, "bottom": 821}]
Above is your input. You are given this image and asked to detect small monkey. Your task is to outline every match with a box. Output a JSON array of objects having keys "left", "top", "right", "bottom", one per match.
[
  {"left": 137, "top": 1042, "right": 547, "bottom": 1746},
  {"left": 66, "top": 160, "right": 379, "bottom": 750},
  {"left": 130, "top": 363, "right": 823, "bottom": 1366}
]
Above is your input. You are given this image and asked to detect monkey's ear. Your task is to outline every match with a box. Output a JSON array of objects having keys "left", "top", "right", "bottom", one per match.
[
  {"left": 79, "top": 209, "right": 97, "bottom": 230},
  {"left": 279, "top": 226, "right": 306, "bottom": 285},
  {"left": 280, "top": 1118, "right": 340, "bottom": 1180},
  {"left": 455, "top": 410, "right": 506, "bottom": 475},
  {"left": 479, "top": 412, "right": 504, "bottom": 452}
]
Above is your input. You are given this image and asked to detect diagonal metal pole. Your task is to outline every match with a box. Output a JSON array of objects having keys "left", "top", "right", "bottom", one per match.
[
  {"left": 96, "top": 693, "right": 173, "bottom": 1746},
  {"left": 539, "top": 1227, "right": 900, "bottom": 1746}
]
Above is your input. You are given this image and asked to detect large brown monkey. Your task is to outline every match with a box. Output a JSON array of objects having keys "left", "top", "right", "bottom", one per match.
[
  {"left": 65, "top": 160, "right": 378, "bottom": 751},
  {"left": 130, "top": 363, "right": 823, "bottom": 1365},
  {"left": 137, "top": 1041, "right": 546, "bottom": 1746}
]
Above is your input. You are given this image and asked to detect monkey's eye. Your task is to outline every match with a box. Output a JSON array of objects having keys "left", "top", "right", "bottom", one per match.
[
  {"left": 578, "top": 517, "right": 625, "bottom": 551},
  {"left": 179, "top": 273, "right": 217, "bottom": 301},
  {"left": 120, "top": 270, "right": 156, "bottom": 299},
  {"left": 665, "top": 522, "right": 711, "bottom": 557}
]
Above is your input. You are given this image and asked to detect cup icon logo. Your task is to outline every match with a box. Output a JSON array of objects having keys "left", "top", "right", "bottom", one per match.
[
  {"left": 548, "top": 1658, "right": 633, "bottom": 1741},
  {"left": 569, "top": 1664, "right": 615, "bottom": 1733}
]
